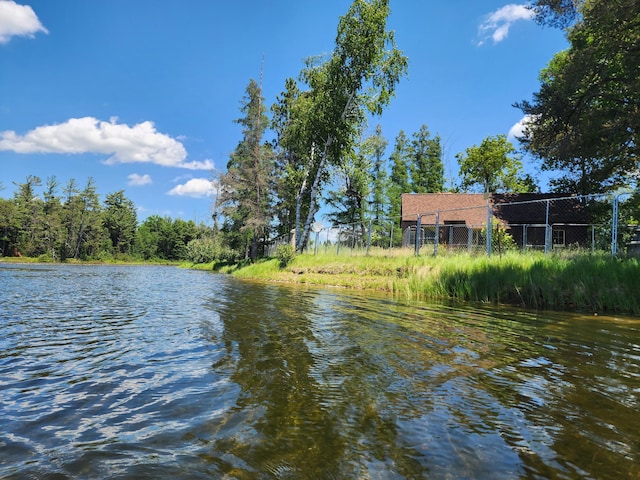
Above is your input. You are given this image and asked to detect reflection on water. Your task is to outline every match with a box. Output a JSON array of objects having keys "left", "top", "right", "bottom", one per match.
[{"left": 1, "top": 264, "right": 639, "bottom": 479}]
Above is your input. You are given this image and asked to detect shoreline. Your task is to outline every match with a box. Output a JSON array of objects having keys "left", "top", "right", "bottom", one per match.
[
  {"left": 5, "top": 252, "right": 639, "bottom": 316},
  {"left": 216, "top": 251, "right": 640, "bottom": 316}
]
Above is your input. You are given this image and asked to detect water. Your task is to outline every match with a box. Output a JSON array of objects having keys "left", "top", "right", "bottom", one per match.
[{"left": 1, "top": 264, "right": 639, "bottom": 479}]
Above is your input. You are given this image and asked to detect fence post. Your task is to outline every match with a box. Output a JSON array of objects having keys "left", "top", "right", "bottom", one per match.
[
  {"left": 486, "top": 204, "right": 492, "bottom": 256},
  {"left": 351, "top": 223, "right": 356, "bottom": 253},
  {"left": 544, "top": 199, "right": 551, "bottom": 254},
  {"left": 414, "top": 215, "right": 422, "bottom": 256},
  {"left": 612, "top": 194, "right": 619, "bottom": 256},
  {"left": 366, "top": 218, "right": 372, "bottom": 256},
  {"left": 389, "top": 223, "right": 394, "bottom": 249},
  {"left": 434, "top": 212, "right": 440, "bottom": 257}
]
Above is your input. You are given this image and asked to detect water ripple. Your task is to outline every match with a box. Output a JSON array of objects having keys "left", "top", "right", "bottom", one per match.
[{"left": 1, "top": 264, "right": 639, "bottom": 479}]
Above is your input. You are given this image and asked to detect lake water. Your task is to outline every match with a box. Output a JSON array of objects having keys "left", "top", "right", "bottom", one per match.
[{"left": 1, "top": 264, "right": 639, "bottom": 479}]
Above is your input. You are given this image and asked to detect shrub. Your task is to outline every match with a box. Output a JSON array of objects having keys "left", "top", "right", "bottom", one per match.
[
  {"left": 185, "top": 237, "right": 218, "bottom": 264},
  {"left": 185, "top": 238, "right": 241, "bottom": 265},
  {"left": 275, "top": 244, "right": 295, "bottom": 268}
]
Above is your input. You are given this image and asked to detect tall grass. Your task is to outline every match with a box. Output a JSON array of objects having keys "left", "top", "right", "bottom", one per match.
[
  {"left": 226, "top": 251, "right": 640, "bottom": 315},
  {"left": 397, "top": 252, "right": 640, "bottom": 314}
]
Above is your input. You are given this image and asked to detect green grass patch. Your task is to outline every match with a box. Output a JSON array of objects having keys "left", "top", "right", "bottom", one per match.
[{"left": 220, "top": 251, "right": 640, "bottom": 315}]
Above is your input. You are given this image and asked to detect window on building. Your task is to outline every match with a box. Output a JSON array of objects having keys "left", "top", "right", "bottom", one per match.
[{"left": 552, "top": 229, "right": 566, "bottom": 246}]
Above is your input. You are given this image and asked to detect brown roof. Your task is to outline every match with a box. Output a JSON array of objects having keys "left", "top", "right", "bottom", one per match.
[
  {"left": 401, "top": 193, "right": 488, "bottom": 226},
  {"left": 401, "top": 193, "right": 589, "bottom": 227},
  {"left": 491, "top": 193, "right": 590, "bottom": 224}
]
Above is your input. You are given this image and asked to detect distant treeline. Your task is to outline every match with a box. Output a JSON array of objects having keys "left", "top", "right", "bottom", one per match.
[{"left": 0, "top": 175, "right": 214, "bottom": 262}]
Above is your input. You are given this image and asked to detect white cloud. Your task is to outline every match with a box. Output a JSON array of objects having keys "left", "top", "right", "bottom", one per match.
[
  {"left": 127, "top": 173, "right": 152, "bottom": 186},
  {"left": 478, "top": 4, "right": 534, "bottom": 45},
  {"left": 0, "top": 117, "right": 213, "bottom": 170},
  {"left": 0, "top": 0, "right": 48, "bottom": 44},
  {"left": 508, "top": 114, "right": 534, "bottom": 141},
  {"left": 167, "top": 178, "right": 216, "bottom": 198}
]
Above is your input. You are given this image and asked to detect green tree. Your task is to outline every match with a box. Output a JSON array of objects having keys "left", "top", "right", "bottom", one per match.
[
  {"left": 365, "top": 124, "right": 389, "bottom": 222},
  {"left": 517, "top": 0, "right": 640, "bottom": 194},
  {"left": 42, "top": 176, "right": 64, "bottom": 260},
  {"left": 12, "top": 175, "right": 44, "bottom": 256},
  {"left": 325, "top": 135, "right": 372, "bottom": 240},
  {"left": 456, "top": 135, "right": 533, "bottom": 193},
  {"left": 529, "top": 0, "right": 582, "bottom": 28},
  {"left": 135, "top": 215, "right": 160, "bottom": 260},
  {"left": 271, "top": 78, "right": 309, "bottom": 239},
  {"left": 290, "top": 0, "right": 408, "bottom": 251},
  {"left": 219, "top": 77, "right": 274, "bottom": 261},
  {"left": 409, "top": 124, "right": 444, "bottom": 194},
  {"left": 59, "top": 178, "right": 104, "bottom": 260},
  {"left": 0, "top": 198, "right": 19, "bottom": 256},
  {"left": 103, "top": 190, "right": 137, "bottom": 256},
  {"left": 387, "top": 130, "right": 411, "bottom": 245}
]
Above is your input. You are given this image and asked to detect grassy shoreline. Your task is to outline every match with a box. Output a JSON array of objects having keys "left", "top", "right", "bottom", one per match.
[
  {"left": 5, "top": 252, "right": 638, "bottom": 315},
  {"left": 186, "top": 251, "right": 640, "bottom": 315}
]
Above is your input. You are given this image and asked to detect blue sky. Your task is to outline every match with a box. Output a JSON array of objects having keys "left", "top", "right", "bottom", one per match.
[{"left": 0, "top": 1, "right": 567, "bottom": 224}]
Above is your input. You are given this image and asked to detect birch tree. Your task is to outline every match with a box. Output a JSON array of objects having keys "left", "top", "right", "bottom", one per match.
[{"left": 275, "top": 0, "right": 407, "bottom": 251}]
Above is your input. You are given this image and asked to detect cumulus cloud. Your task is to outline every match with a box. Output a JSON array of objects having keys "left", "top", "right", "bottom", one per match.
[
  {"left": 508, "top": 114, "right": 534, "bottom": 141},
  {"left": 0, "top": 0, "right": 48, "bottom": 44},
  {"left": 0, "top": 117, "right": 213, "bottom": 170},
  {"left": 478, "top": 4, "right": 534, "bottom": 45},
  {"left": 167, "top": 178, "right": 216, "bottom": 198},
  {"left": 127, "top": 173, "right": 152, "bottom": 186}
]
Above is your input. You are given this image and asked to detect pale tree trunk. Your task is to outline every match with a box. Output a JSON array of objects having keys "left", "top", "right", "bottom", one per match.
[
  {"left": 298, "top": 91, "right": 356, "bottom": 251},
  {"left": 298, "top": 141, "right": 330, "bottom": 251},
  {"left": 295, "top": 143, "right": 315, "bottom": 252}
]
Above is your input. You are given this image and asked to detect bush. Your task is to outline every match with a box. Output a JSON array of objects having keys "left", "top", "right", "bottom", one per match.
[
  {"left": 185, "top": 238, "right": 240, "bottom": 265},
  {"left": 275, "top": 244, "right": 295, "bottom": 268},
  {"left": 185, "top": 237, "right": 218, "bottom": 264}
]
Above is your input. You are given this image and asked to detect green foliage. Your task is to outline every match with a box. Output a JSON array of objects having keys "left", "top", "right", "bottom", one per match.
[
  {"left": 487, "top": 221, "right": 518, "bottom": 253},
  {"left": 0, "top": 175, "right": 214, "bottom": 262},
  {"left": 134, "top": 215, "right": 200, "bottom": 261},
  {"left": 529, "top": 0, "right": 581, "bottom": 29},
  {"left": 103, "top": 190, "right": 137, "bottom": 255},
  {"left": 273, "top": 0, "right": 408, "bottom": 251},
  {"left": 275, "top": 244, "right": 295, "bottom": 269},
  {"left": 410, "top": 125, "right": 444, "bottom": 194},
  {"left": 366, "top": 124, "right": 390, "bottom": 221},
  {"left": 219, "top": 78, "right": 274, "bottom": 262},
  {"left": 184, "top": 237, "right": 240, "bottom": 265},
  {"left": 185, "top": 237, "right": 218, "bottom": 264},
  {"left": 518, "top": 0, "right": 640, "bottom": 195},
  {"left": 228, "top": 251, "right": 640, "bottom": 315},
  {"left": 456, "top": 135, "right": 532, "bottom": 193}
]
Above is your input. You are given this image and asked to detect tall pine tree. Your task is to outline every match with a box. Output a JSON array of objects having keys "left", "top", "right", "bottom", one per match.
[
  {"left": 409, "top": 124, "right": 444, "bottom": 194},
  {"left": 219, "top": 77, "right": 274, "bottom": 261}
]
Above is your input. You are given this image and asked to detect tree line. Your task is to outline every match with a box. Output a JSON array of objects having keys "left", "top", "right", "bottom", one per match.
[{"left": 0, "top": 175, "right": 208, "bottom": 262}]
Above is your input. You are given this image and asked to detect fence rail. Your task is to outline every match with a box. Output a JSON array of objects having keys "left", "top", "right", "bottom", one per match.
[{"left": 266, "top": 193, "right": 638, "bottom": 257}]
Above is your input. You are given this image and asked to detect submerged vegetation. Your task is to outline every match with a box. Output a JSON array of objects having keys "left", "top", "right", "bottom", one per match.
[{"left": 207, "top": 251, "right": 640, "bottom": 315}]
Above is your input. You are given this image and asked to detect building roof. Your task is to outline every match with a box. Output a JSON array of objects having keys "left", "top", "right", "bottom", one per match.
[
  {"left": 491, "top": 193, "right": 591, "bottom": 225},
  {"left": 401, "top": 193, "right": 590, "bottom": 227},
  {"left": 401, "top": 193, "right": 488, "bottom": 226}
]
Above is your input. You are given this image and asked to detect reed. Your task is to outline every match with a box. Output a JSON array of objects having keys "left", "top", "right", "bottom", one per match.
[{"left": 228, "top": 251, "right": 640, "bottom": 315}]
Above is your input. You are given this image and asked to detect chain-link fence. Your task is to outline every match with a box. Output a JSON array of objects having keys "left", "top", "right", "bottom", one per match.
[{"left": 266, "top": 193, "right": 639, "bottom": 257}]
